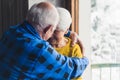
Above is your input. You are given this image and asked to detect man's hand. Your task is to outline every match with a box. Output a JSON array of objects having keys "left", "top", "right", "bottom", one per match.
[{"left": 70, "top": 31, "right": 84, "bottom": 56}]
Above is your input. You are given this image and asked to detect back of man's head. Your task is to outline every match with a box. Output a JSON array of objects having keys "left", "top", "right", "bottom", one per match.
[{"left": 26, "top": 2, "right": 59, "bottom": 30}]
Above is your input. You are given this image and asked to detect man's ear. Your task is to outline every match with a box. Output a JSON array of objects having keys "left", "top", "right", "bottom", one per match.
[{"left": 43, "top": 25, "right": 53, "bottom": 34}]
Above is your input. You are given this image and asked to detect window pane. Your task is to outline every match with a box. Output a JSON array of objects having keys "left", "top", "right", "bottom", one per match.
[{"left": 91, "top": 0, "right": 120, "bottom": 80}]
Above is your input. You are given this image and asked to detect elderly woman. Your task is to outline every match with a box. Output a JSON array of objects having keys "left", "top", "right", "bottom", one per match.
[{"left": 49, "top": 7, "right": 83, "bottom": 80}]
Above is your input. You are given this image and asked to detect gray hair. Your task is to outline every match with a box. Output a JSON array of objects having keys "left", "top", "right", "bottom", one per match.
[
  {"left": 56, "top": 7, "right": 72, "bottom": 31},
  {"left": 26, "top": 2, "right": 59, "bottom": 30}
]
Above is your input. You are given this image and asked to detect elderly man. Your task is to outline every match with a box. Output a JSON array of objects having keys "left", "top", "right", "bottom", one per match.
[{"left": 0, "top": 2, "right": 88, "bottom": 80}]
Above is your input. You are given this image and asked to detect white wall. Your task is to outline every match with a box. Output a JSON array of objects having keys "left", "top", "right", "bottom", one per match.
[
  {"left": 79, "top": 0, "right": 91, "bottom": 80},
  {"left": 29, "top": 0, "right": 62, "bottom": 9},
  {"left": 29, "top": 0, "right": 44, "bottom": 8}
]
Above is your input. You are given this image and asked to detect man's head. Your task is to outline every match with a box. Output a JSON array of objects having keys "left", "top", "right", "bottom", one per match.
[
  {"left": 53, "top": 7, "right": 72, "bottom": 38},
  {"left": 26, "top": 2, "right": 59, "bottom": 40}
]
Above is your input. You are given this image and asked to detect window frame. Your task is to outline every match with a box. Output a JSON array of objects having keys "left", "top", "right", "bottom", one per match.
[{"left": 64, "top": 0, "right": 79, "bottom": 34}]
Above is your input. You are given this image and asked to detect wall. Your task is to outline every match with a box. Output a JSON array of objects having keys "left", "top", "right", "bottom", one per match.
[
  {"left": 0, "top": 0, "right": 28, "bottom": 37},
  {"left": 79, "top": 0, "right": 91, "bottom": 80},
  {"left": 29, "top": 0, "right": 64, "bottom": 9}
]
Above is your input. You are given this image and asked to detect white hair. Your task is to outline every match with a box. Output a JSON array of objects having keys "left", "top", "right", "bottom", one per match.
[
  {"left": 56, "top": 7, "right": 72, "bottom": 31},
  {"left": 26, "top": 2, "right": 59, "bottom": 30}
]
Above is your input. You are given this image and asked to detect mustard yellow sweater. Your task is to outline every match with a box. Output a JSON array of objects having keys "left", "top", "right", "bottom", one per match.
[{"left": 55, "top": 38, "right": 83, "bottom": 80}]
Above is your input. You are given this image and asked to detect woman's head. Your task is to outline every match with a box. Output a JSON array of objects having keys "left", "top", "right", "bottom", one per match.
[
  {"left": 53, "top": 7, "right": 72, "bottom": 38},
  {"left": 56, "top": 7, "right": 72, "bottom": 32}
]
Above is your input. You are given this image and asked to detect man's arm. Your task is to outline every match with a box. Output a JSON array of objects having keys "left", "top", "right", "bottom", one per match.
[
  {"left": 38, "top": 42, "right": 89, "bottom": 79},
  {"left": 70, "top": 57, "right": 88, "bottom": 78}
]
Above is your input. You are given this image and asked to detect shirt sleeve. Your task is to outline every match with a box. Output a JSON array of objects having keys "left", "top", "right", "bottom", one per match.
[
  {"left": 64, "top": 30, "right": 71, "bottom": 37},
  {"left": 35, "top": 41, "right": 89, "bottom": 79}
]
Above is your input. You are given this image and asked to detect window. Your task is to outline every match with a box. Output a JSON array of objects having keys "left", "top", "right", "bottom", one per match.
[
  {"left": 91, "top": 0, "right": 120, "bottom": 80},
  {"left": 64, "top": 0, "right": 79, "bottom": 34}
]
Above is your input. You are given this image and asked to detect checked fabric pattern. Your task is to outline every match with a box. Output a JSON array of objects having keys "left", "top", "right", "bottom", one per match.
[{"left": 0, "top": 21, "right": 88, "bottom": 80}]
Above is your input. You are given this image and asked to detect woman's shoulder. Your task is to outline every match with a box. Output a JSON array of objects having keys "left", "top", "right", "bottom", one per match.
[{"left": 65, "top": 37, "right": 80, "bottom": 48}]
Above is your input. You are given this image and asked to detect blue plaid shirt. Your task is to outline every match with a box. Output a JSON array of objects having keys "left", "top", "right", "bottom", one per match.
[{"left": 0, "top": 21, "right": 89, "bottom": 80}]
